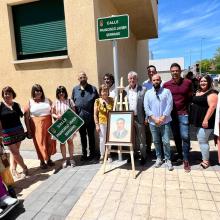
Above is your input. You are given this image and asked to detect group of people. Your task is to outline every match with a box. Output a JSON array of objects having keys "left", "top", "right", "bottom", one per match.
[
  {"left": 0, "top": 63, "right": 220, "bottom": 187},
  {"left": 92, "top": 63, "right": 220, "bottom": 173}
]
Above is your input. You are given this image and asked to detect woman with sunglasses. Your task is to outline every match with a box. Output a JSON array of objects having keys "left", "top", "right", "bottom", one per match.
[
  {"left": 52, "top": 86, "right": 76, "bottom": 168},
  {"left": 94, "top": 84, "right": 114, "bottom": 163},
  {"left": 24, "top": 84, "right": 56, "bottom": 169},
  {"left": 0, "top": 86, "right": 28, "bottom": 178}
]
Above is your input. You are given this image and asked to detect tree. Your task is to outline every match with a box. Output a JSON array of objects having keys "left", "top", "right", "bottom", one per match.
[
  {"left": 200, "top": 59, "right": 212, "bottom": 73},
  {"left": 214, "top": 47, "right": 220, "bottom": 63}
]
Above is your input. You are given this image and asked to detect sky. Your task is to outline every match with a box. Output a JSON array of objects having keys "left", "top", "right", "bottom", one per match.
[{"left": 149, "top": 0, "right": 220, "bottom": 69}]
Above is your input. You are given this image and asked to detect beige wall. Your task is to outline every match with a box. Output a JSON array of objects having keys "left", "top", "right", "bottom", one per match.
[
  {"left": 0, "top": 0, "right": 99, "bottom": 106},
  {"left": 0, "top": 0, "right": 155, "bottom": 106}
]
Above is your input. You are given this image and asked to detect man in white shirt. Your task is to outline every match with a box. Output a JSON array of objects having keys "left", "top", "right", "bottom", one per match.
[{"left": 125, "top": 71, "right": 147, "bottom": 165}]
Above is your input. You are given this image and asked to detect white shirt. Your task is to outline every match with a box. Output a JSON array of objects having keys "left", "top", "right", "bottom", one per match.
[
  {"left": 30, "top": 98, "right": 51, "bottom": 117},
  {"left": 109, "top": 84, "right": 116, "bottom": 98},
  {"left": 128, "top": 85, "right": 138, "bottom": 115}
]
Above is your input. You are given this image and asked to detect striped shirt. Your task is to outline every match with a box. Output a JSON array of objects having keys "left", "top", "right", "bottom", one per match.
[{"left": 53, "top": 99, "right": 75, "bottom": 116}]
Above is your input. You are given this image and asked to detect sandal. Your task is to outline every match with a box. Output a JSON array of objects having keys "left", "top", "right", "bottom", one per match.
[
  {"left": 22, "top": 166, "right": 29, "bottom": 177},
  {"left": 200, "top": 161, "right": 209, "bottom": 169},
  {"left": 11, "top": 169, "right": 21, "bottom": 179}
]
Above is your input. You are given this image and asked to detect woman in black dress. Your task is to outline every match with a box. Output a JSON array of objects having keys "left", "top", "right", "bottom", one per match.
[
  {"left": 190, "top": 75, "right": 218, "bottom": 168},
  {"left": 0, "top": 86, "right": 28, "bottom": 178}
]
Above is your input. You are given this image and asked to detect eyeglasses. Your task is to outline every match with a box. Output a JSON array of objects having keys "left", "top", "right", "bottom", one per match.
[{"left": 35, "top": 90, "right": 42, "bottom": 93}]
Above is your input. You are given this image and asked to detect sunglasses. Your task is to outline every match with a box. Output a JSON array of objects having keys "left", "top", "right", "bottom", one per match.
[{"left": 81, "top": 90, "right": 85, "bottom": 97}]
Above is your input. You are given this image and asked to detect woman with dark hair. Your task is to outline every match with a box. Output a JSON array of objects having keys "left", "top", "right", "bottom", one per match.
[
  {"left": 190, "top": 75, "right": 218, "bottom": 168},
  {"left": 94, "top": 84, "right": 114, "bottom": 163},
  {"left": 52, "top": 86, "right": 76, "bottom": 168},
  {"left": 24, "top": 84, "right": 56, "bottom": 169},
  {"left": 0, "top": 86, "right": 28, "bottom": 178}
]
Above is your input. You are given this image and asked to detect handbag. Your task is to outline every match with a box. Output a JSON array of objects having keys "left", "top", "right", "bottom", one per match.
[
  {"left": 0, "top": 144, "right": 10, "bottom": 172},
  {"left": 0, "top": 143, "right": 14, "bottom": 186}
]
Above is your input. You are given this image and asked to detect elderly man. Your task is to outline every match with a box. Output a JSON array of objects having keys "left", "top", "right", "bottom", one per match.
[
  {"left": 144, "top": 74, "right": 173, "bottom": 171},
  {"left": 163, "top": 63, "right": 192, "bottom": 172},
  {"left": 125, "top": 71, "right": 147, "bottom": 165},
  {"left": 72, "top": 71, "right": 99, "bottom": 161}
]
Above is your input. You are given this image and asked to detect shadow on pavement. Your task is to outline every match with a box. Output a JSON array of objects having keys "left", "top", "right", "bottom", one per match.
[{"left": 1, "top": 200, "right": 24, "bottom": 220}]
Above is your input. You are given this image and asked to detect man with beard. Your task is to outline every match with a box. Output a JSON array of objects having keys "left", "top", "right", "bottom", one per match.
[
  {"left": 163, "top": 63, "right": 192, "bottom": 172},
  {"left": 144, "top": 74, "right": 174, "bottom": 171},
  {"left": 72, "top": 71, "right": 99, "bottom": 161}
]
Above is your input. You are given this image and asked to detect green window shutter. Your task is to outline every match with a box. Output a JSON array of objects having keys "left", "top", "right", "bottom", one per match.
[{"left": 12, "top": 0, "right": 67, "bottom": 60}]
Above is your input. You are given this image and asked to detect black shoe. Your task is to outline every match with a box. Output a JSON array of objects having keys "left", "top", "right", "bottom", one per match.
[
  {"left": 40, "top": 162, "right": 48, "bottom": 169},
  {"left": 80, "top": 155, "right": 88, "bottom": 161},
  {"left": 88, "top": 155, "right": 95, "bottom": 161},
  {"left": 172, "top": 157, "right": 183, "bottom": 165},
  {"left": 47, "top": 159, "right": 55, "bottom": 166},
  {"left": 140, "top": 157, "right": 146, "bottom": 166}
]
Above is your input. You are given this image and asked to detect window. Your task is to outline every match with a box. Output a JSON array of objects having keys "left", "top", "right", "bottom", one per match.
[{"left": 12, "top": 0, "right": 67, "bottom": 60}]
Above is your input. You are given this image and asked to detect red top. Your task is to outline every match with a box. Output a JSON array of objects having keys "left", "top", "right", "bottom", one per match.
[{"left": 163, "top": 78, "right": 192, "bottom": 115}]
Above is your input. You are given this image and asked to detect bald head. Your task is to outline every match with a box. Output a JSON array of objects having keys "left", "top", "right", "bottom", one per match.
[
  {"left": 152, "top": 74, "right": 162, "bottom": 90},
  {"left": 152, "top": 74, "right": 161, "bottom": 81},
  {"left": 78, "top": 71, "right": 88, "bottom": 87}
]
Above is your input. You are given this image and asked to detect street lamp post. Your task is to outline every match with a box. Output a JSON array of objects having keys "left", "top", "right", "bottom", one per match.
[{"left": 200, "top": 38, "right": 205, "bottom": 75}]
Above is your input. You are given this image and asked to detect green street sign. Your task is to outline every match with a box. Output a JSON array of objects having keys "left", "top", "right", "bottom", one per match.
[
  {"left": 97, "top": 14, "right": 129, "bottom": 41},
  {"left": 48, "top": 109, "right": 84, "bottom": 144}
]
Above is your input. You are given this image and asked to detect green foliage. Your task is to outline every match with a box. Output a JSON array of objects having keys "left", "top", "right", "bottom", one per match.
[
  {"left": 198, "top": 47, "right": 220, "bottom": 73},
  {"left": 200, "top": 59, "right": 212, "bottom": 72}
]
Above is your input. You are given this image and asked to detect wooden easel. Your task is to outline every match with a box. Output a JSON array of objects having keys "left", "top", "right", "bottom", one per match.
[{"left": 103, "top": 77, "right": 136, "bottom": 178}]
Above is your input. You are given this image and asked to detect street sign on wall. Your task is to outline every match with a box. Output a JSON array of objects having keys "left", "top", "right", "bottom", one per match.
[
  {"left": 97, "top": 14, "right": 129, "bottom": 41},
  {"left": 48, "top": 109, "right": 84, "bottom": 144}
]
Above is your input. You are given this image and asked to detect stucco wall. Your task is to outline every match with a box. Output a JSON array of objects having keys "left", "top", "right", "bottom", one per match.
[
  {"left": 94, "top": 0, "right": 148, "bottom": 87},
  {"left": 0, "top": 0, "right": 99, "bottom": 106}
]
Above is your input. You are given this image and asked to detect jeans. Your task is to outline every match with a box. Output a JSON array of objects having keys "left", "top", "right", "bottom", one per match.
[
  {"left": 149, "top": 123, "right": 171, "bottom": 160},
  {"left": 170, "top": 114, "right": 190, "bottom": 161},
  {"left": 196, "top": 127, "right": 213, "bottom": 161}
]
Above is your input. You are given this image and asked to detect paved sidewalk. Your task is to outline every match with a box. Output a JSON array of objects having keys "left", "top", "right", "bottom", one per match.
[{"left": 3, "top": 139, "right": 220, "bottom": 220}]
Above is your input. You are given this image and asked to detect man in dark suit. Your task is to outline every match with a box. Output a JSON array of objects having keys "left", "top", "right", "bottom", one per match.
[
  {"left": 112, "top": 118, "right": 128, "bottom": 139},
  {"left": 71, "top": 71, "right": 99, "bottom": 161}
]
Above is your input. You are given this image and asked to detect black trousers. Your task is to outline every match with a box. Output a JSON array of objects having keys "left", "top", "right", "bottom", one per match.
[{"left": 79, "top": 121, "right": 96, "bottom": 157}]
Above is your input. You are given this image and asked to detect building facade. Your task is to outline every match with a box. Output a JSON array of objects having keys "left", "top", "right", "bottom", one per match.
[{"left": 0, "top": 0, "right": 158, "bottom": 105}]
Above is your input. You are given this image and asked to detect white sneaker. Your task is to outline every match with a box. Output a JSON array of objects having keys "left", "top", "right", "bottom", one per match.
[
  {"left": 70, "top": 159, "right": 76, "bottom": 167},
  {"left": 165, "top": 159, "right": 174, "bottom": 171},
  {"left": 154, "top": 158, "right": 163, "bottom": 168},
  {"left": 99, "top": 156, "right": 104, "bottom": 164},
  {"left": 62, "top": 160, "right": 67, "bottom": 168},
  {"left": 1, "top": 195, "right": 18, "bottom": 206},
  {"left": 0, "top": 208, "right": 3, "bottom": 214},
  {"left": 108, "top": 157, "right": 113, "bottom": 163}
]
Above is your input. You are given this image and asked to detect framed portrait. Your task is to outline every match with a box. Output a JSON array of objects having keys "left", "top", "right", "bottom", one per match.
[{"left": 106, "top": 111, "right": 134, "bottom": 144}]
